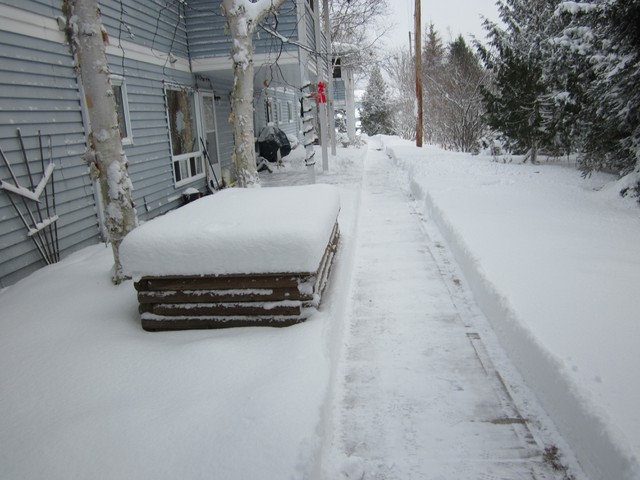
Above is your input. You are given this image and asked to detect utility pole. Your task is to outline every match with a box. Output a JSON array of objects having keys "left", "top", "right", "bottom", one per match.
[
  {"left": 415, "top": 0, "right": 423, "bottom": 147},
  {"left": 323, "top": 0, "right": 336, "bottom": 156},
  {"left": 313, "top": 0, "right": 329, "bottom": 171}
]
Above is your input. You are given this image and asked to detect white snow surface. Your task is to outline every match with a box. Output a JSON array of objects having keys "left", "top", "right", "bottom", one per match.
[
  {"left": 381, "top": 136, "right": 640, "bottom": 480},
  {"left": 1, "top": 138, "right": 639, "bottom": 480},
  {"left": 120, "top": 184, "right": 340, "bottom": 277}
]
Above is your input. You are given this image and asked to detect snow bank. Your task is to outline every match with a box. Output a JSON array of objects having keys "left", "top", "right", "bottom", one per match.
[
  {"left": 382, "top": 136, "right": 640, "bottom": 480},
  {"left": 0, "top": 246, "right": 331, "bottom": 480},
  {"left": 121, "top": 184, "right": 340, "bottom": 278},
  {"left": 0, "top": 147, "right": 364, "bottom": 480}
]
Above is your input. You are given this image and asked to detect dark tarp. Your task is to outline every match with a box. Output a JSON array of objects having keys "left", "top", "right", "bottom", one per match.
[{"left": 257, "top": 125, "right": 291, "bottom": 162}]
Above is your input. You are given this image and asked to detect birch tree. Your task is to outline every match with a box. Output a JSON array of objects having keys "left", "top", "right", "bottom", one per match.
[
  {"left": 65, "top": 0, "right": 138, "bottom": 284},
  {"left": 222, "top": 0, "right": 286, "bottom": 187}
]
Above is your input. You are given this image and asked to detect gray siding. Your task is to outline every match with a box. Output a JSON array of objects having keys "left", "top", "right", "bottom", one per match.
[
  {"left": 211, "top": 93, "right": 236, "bottom": 185},
  {"left": 0, "top": 0, "right": 59, "bottom": 18},
  {"left": 186, "top": 0, "right": 299, "bottom": 59},
  {"left": 255, "top": 87, "right": 300, "bottom": 141},
  {"left": 108, "top": 57, "right": 197, "bottom": 221},
  {"left": 333, "top": 78, "right": 346, "bottom": 103},
  {"left": 1, "top": 0, "right": 320, "bottom": 286},
  {"left": 0, "top": 28, "right": 99, "bottom": 288},
  {"left": 304, "top": 2, "right": 316, "bottom": 53},
  {"left": 101, "top": 0, "right": 190, "bottom": 59}
]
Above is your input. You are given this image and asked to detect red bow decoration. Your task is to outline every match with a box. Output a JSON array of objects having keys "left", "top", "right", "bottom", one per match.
[{"left": 317, "top": 82, "right": 327, "bottom": 104}]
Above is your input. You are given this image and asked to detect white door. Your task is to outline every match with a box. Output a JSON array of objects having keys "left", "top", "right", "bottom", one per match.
[{"left": 200, "top": 92, "right": 222, "bottom": 190}]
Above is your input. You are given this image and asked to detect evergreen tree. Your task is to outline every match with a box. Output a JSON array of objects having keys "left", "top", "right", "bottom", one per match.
[
  {"left": 420, "top": 26, "right": 487, "bottom": 151},
  {"left": 422, "top": 23, "right": 446, "bottom": 144},
  {"left": 551, "top": 0, "right": 640, "bottom": 182},
  {"left": 423, "top": 22, "right": 445, "bottom": 72},
  {"left": 360, "top": 65, "right": 394, "bottom": 135},
  {"left": 476, "top": 0, "right": 560, "bottom": 162}
]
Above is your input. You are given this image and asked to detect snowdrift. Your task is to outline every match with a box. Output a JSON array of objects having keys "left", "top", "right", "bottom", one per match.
[{"left": 382, "top": 136, "right": 640, "bottom": 480}]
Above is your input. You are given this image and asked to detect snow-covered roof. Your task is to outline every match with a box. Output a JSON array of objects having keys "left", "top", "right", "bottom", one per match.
[{"left": 121, "top": 184, "right": 340, "bottom": 278}]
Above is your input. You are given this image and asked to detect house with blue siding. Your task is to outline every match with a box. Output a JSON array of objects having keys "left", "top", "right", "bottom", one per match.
[{"left": 0, "top": 0, "right": 326, "bottom": 287}]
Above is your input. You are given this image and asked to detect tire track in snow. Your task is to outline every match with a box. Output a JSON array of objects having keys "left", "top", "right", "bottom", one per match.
[{"left": 321, "top": 138, "right": 570, "bottom": 480}]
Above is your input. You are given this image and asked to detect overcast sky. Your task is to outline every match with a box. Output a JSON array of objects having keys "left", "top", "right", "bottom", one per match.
[{"left": 382, "top": 0, "right": 501, "bottom": 51}]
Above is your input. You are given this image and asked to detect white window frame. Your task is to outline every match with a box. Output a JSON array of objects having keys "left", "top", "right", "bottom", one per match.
[
  {"left": 164, "top": 84, "right": 205, "bottom": 188},
  {"left": 287, "top": 101, "right": 293, "bottom": 123},
  {"left": 276, "top": 100, "right": 283, "bottom": 125},
  {"left": 111, "top": 75, "right": 133, "bottom": 146}
]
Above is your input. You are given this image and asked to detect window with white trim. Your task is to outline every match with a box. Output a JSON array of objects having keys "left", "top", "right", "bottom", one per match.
[
  {"left": 276, "top": 100, "right": 283, "bottom": 125},
  {"left": 111, "top": 75, "right": 133, "bottom": 145},
  {"left": 165, "top": 85, "right": 204, "bottom": 186},
  {"left": 287, "top": 101, "right": 293, "bottom": 123}
]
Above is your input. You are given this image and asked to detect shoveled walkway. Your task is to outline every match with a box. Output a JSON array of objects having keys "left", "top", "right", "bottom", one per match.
[{"left": 321, "top": 138, "right": 568, "bottom": 480}]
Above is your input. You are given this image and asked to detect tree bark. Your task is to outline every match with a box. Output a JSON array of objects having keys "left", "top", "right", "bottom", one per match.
[
  {"left": 222, "top": 0, "right": 286, "bottom": 187},
  {"left": 70, "top": 0, "right": 138, "bottom": 283}
]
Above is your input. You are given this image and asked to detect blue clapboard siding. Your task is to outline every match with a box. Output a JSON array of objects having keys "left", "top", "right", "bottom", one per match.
[
  {"left": 211, "top": 92, "right": 236, "bottom": 184},
  {"left": 0, "top": 28, "right": 99, "bottom": 288},
  {"left": 333, "top": 78, "right": 346, "bottom": 103},
  {"left": 186, "top": 0, "right": 299, "bottom": 59},
  {"left": 1, "top": 0, "right": 320, "bottom": 287},
  {"left": 183, "top": 0, "right": 229, "bottom": 59},
  {"left": 304, "top": 2, "right": 316, "bottom": 53},
  {"left": 0, "top": 0, "right": 59, "bottom": 18},
  {"left": 255, "top": 88, "right": 300, "bottom": 140},
  {"left": 100, "top": 0, "right": 190, "bottom": 59},
  {"left": 107, "top": 57, "right": 205, "bottom": 221}
]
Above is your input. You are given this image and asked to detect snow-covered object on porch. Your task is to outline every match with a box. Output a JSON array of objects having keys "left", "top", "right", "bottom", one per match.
[
  {"left": 258, "top": 125, "right": 291, "bottom": 162},
  {"left": 120, "top": 184, "right": 340, "bottom": 330},
  {"left": 121, "top": 184, "right": 339, "bottom": 278}
]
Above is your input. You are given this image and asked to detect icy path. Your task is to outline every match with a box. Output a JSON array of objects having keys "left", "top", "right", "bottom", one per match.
[{"left": 321, "top": 139, "right": 569, "bottom": 480}]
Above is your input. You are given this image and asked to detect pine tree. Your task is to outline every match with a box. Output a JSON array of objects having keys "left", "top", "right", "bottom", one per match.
[
  {"left": 423, "top": 22, "right": 445, "bottom": 72},
  {"left": 551, "top": 0, "right": 640, "bottom": 182},
  {"left": 476, "top": 0, "right": 559, "bottom": 163},
  {"left": 360, "top": 65, "right": 394, "bottom": 135},
  {"left": 422, "top": 23, "right": 446, "bottom": 144}
]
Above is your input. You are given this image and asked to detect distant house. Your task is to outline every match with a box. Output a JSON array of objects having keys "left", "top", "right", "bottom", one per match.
[
  {"left": 331, "top": 52, "right": 357, "bottom": 141},
  {"left": 0, "top": 0, "right": 327, "bottom": 287}
]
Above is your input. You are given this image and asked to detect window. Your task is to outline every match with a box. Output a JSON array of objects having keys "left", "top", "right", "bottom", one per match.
[
  {"left": 111, "top": 75, "right": 133, "bottom": 145},
  {"left": 265, "top": 97, "right": 274, "bottom": 124},
  {"left": 276, "top": 100, "right": 283, "bottom": 124},
  {"left": 165, "top": 85, "right": 204, "bottom": 185},
  {"left": 333, "top": 58, "right": 342, "bottom": 79},
  {"left": 287, "top": 101, "right": 293, "bottom": 123}
]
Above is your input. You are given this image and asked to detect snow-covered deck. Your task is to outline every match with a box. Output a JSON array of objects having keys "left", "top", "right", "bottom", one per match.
[{"left": 121, "top": 185, "right": 340, "bottom": 330}]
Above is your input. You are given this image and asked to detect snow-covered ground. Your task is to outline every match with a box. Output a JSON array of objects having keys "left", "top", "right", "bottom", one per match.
[
  {"left": 380, "top": 136, "right": 640, "bottom": 480},
  {"left": 121, "top": 184, "right": 341, "bottom": 277},
  {"left": 1, "top": 138, "right": 638, "bottom": 479}
]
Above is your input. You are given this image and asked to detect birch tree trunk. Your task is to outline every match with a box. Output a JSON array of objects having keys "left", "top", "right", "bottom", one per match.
[
  {"left": 69, "top": 0, "right": 138, "bottom": 283},
  {"left": 222, "top": 0, "right": 286, "bottom": 187}
]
